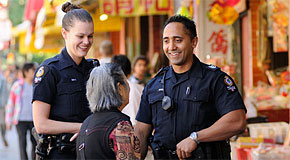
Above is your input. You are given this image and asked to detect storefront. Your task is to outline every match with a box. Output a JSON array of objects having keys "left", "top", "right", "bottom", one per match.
[
  {"left": 206, "top": 0, "right": 290, "bottom": 159},
  {"left": 194, "top": 0, "right": 290, "bottom": 158},
  {"left": 242, "top": 0, "right": 290, "bottom": 121},
  {"left": 96, "top": 0, "right": 173, "bottom": 72},
  {"left": 196, "top": 0, "right": 246, "bottom": 92}
]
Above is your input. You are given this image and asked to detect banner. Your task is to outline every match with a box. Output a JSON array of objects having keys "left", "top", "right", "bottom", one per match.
[
  {"left": 99, "top": 0, "right": 171, "bottom": 16},
  {"left": 270, "top": 0, "right": 289, "bottom": 52}
]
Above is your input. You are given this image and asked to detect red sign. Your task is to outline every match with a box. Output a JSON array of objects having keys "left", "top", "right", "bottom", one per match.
[
  {"left": 100, "top": 0, "right": 171, "bottom": 16},
  {"left": 208, "top": 29, "right": 228, "bottom": 54}
]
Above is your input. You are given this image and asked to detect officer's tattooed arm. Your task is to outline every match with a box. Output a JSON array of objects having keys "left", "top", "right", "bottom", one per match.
[{"left": 134, "top": 121, "right": 153, "bottom": 159}]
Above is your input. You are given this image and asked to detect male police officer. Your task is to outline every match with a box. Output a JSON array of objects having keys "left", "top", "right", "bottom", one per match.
[{"left": 135, "top": 15, "right": 247, "bottom": 159}]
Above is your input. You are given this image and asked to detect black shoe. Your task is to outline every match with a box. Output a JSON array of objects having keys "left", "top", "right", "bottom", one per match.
[{"left": 3, "top": 139, "right": 8, "bottom": 147}]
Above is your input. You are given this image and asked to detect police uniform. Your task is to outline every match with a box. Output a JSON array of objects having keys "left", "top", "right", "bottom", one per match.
[
  {"left": 32, "top": 48, "right": 96, "bottom": 159},
  {"left": 136, "top": 54, "right": 246, "bottom": 159}
]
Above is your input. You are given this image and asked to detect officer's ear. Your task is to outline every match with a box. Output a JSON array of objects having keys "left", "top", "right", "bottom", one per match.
[
  {"left": 61, "top": 28, "right": 68, "bottom": 40},
  {"left": 191, "top": 37, "right": 198, "bottom": 49}
]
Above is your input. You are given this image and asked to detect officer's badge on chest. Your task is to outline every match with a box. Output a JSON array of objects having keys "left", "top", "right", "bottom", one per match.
[{"left": 224, "top": 76, "right": 236, "bottom": 91}]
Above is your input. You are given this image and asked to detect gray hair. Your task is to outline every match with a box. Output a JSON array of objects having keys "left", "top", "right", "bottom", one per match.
[{"left": 86, "top": 63, "right": 127, "bottom": 112}]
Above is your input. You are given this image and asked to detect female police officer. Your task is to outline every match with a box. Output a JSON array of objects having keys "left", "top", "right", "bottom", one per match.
[{"left": 32, "top": 2, "right": 95, "bottom": 159}]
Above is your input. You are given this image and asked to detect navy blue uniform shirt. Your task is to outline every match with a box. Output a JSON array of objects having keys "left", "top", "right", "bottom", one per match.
[
  {"left": 136, "top": 54, "right": 246, "bottom": 150},
  {"left": 32, "top": 48, "right": 93, "bottom": 123}
]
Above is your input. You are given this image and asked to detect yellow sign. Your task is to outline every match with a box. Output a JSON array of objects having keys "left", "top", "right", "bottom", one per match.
[
  {"left": 99, "top": 0, "right": 172, "bottom": 16},
  {"left": 92, "top": 9, "right": 123, "bottom": 32}
]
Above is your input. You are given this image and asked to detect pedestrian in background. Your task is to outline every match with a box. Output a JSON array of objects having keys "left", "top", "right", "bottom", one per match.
[
  {"left": 32, "top": 2, "right": 96, "bottom": 159},
  {"left": 135, "top": 15, "right": 247, "bottom": 159},
  {"left": 129, "top": 55, "right": 149, "bottom": 86},
  {"left": 5, "top": 63, "right": 37, "bottom": 160},
  {"left": 99, "top": 40, "right": 114, "bottom": 65},
  {"left": 0, "top": 69, "right": 9, "bottom": 147},
  {"left": 111, "top": 55, "right": 144, "bottom": 126},
  {"left": 76, "top": 63, "right": 140, "bottom": 159}
]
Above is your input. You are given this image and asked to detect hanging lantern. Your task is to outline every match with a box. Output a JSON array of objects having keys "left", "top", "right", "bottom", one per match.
[{"left": 208, "top": 0, "right": 239, "bottom": 25}]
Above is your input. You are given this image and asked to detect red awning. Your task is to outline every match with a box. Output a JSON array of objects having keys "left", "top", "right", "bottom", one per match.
[{"left": 24, "top": 0, "right": 44, "bottom": 21}]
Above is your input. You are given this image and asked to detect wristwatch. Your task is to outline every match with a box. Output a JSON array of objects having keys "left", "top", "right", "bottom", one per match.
[{"left": 189, "top": 132, "right": 200, "bottom": 144}]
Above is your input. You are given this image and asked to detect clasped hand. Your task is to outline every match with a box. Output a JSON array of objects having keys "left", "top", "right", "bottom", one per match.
[{"left": 176, "top": 137, "right": 198, "bottom": 159}]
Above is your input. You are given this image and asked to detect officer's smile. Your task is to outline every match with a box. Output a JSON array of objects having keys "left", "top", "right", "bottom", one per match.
[{"left": 78, "top": 46, "right": 89, "bottom": 52}]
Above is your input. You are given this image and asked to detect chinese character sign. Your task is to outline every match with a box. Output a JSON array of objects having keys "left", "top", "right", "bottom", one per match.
[
  {"left": 99, "top": 0, "right": 171, "bottom": 16},
  {"left": 208, "top": 29, "right": 228, "bottom": 55}
]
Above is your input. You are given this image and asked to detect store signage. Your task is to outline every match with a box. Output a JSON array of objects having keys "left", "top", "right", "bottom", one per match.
[
  {"left": 268, "top": 0, "right": 289, "bottom": 52},
  {"left": 208, "top": 29, "right": 228, "bottom": 55},
  {"left": 99, "top": 0, "right": 171, "bottom": 16}
]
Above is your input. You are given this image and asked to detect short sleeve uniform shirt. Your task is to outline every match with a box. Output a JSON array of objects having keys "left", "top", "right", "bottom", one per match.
[
  {"left": 33, "top": 48, "right": 93, "bottom": 122},
  {"left": 136, "top": 54, "right": 246, "bottom": 149}
]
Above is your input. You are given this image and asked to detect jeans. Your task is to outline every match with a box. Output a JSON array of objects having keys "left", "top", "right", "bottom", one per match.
[{"left": 16, "top": 121, "right": 37, "bottom": 160}]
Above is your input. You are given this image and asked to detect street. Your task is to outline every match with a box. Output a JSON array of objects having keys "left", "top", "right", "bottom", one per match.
[{"left": 0, "top": 126, "right": 32, "bottom": 160}]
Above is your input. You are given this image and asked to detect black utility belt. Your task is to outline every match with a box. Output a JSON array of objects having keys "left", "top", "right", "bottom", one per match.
[
  {"left": 151, "top": 140, "right": 230, "bottom": 160},
  {"left": 49, "top": 134, "right": 76, "bottom": 154},
  {"left": 152, "top": 148, "right": 178, "bottom": 160}
]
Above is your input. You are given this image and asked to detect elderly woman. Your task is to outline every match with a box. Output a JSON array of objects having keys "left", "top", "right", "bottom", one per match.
[{"left": 76, "top": 63, "right": 141, "bottom": 160}]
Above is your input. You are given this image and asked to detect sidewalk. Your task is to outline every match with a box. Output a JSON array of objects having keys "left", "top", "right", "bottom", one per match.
[{"left": 0, "top": 126, "right": 32, "bottom": 160}]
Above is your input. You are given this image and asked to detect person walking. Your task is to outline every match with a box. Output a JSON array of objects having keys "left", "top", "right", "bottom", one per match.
[
  {"left": 135, "top": 15, "right": 247, "bottom": 159},
  {"left": 5, "top": 63, "right": 37, "bottom": 160},
  {"left": 0, "top": 70, "right": 9, "bottom": 147},
  {"left": 32, "top": 2, "right": 97, "bottom": 159}
]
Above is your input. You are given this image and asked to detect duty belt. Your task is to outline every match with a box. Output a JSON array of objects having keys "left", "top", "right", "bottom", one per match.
[{"left": 49, "top": 134, "right": 76, "bottom": 154}]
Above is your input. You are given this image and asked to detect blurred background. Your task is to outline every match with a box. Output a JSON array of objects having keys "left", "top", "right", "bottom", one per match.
[{"left": 0, "top": 0, "right": 290, "bottom": 160}]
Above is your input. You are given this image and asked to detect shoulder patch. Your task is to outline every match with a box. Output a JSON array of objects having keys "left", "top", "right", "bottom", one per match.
[
  {"left": 206, "top": 64, "right": 220, "bottom": 71},
  {"left": 34, "top": 65, "right": 49, "bottom": 84},
  {"left": 224, "top": 75, "right": 236, "bottom": 91}
]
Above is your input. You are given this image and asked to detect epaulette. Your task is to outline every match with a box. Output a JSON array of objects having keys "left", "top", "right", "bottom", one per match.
[
  {"left": 205, "top": 64, "right": 220, "bottom": 71},
  {"left": 87, "top": 59, "right": 100, "bottom": 67},
  {"left": 154, "top": 66, "right": 169, "bottom": 78},
  {"left": 43, "top": 55, "right": 59, "bottom": 65}
]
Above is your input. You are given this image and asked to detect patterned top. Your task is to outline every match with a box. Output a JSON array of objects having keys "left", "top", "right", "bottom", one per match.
[
  {"left": 5, "top": 79, "right": 25, "bottom": 125},
  {"left": 109, "top": 120, "right": 141, "bottom": 160}
]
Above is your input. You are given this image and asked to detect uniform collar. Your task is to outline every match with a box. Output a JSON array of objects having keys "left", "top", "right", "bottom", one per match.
[
  {"left": 59, "top": 48, "right": 76, "bottom": 70},
  {"left": 59, "top": 47, "right": 86, "bottom": 70},
  {"left": 189, "top": 54, "right": 203, "bottom": 78},
  {"left": 165, "top": 54, "right": 203, "bottom": 81}
]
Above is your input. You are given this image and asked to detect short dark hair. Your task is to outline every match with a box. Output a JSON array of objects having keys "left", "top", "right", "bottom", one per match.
[
  {"left": 163, "top": 15, "right": 197, "bottom": 40},
  {"left": 111, "top": 55, "right": 131, "bottom": 77},
  {"left": 22, "top": 63, "right": 35, "bottom": 78},
  {"left": 132, "top": 55, "right": 148, "bottom": 68},
  {"left": 61, "top": 2, "right": 93, "bottom": 31}
]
